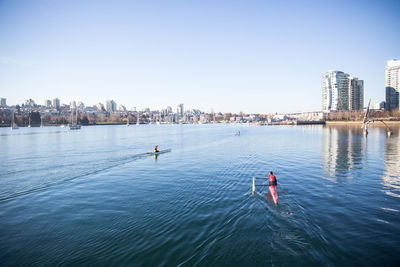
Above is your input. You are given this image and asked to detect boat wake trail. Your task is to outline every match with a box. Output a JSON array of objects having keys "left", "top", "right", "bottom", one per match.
[{"left": 0, "top": 152, "right": 154, "bottom": 203}]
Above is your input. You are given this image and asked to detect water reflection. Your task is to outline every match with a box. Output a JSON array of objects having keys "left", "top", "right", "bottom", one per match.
[
  {"left": 383, "top": 127, "right": 400, "bottom": 198},
  {"left": 322, "top": 125, "right": 366, "bottom": 181}
]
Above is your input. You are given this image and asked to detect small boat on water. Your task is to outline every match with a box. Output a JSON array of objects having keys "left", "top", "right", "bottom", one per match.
[
  {"left": 69, "top": 125, "right": 81, "bottom": 130},
  {"left": 145, "top": 149, "right": 172, "bottom": 156},
  {"left": 252, "top": 177, "right": 278, "bottom": 205}
]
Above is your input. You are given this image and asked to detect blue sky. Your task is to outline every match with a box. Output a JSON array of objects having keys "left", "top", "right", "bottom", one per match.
[{"left": 0, "top": 0, "right": 399, "bottom": 113}]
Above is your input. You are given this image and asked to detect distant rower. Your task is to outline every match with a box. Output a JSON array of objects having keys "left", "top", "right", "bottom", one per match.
[{"left": 154, "top": 145, "right": 159, "bottom": 153}]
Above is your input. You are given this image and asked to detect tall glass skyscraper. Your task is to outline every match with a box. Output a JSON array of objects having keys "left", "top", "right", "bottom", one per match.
[
  {"left": 52, "top": 98, "right": 60, "bottom": 109},
  {"left": 322, "top": 71, "right": 349, "bottom": 111},
  {"left": 385, "top": 59, "right": 400, "bottom": 111},
  {"left": 106, "top": 100, "right": 117, "bottom": 112},
  {"left": 322, "top": 71, "right": 363, "bottom": 111}
]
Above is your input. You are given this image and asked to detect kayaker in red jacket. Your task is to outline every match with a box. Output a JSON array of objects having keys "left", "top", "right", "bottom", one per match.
[
  {"left": 154, "top": 145, "right": 159, "bottom": 153},
  {"left": 269, "top": 171, "right": 277, "bottom": 186}
]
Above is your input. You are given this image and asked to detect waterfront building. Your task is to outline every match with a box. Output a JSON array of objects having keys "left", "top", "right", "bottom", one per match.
[
  {"left": 385, "top": 59, "right": 400, "bottom": 111},
  {"left": 1, "top": 98, "right": 6, "bottom": 107},
  {"left": 70, "top": 101, "right": 76, "bottom": 109},
  {"left": 45, "top": 100, "right": 51, "bottom": 107},
  {"left": 322, "top": 71, "right": 349, "bottom": 111},
  {"left": 322, "top": 71, "right": 363, "bottom": 111},
  {"left": 24, "top": 99, "right": 35, "bottom": 107},
  {"left": 371, "top": 101, "right": 385, "bottom": 110},
  {"left": 298, "top": 111, "right": 325, "bottom": 121},
  {"left": 348, "top": 77, "right": 364, "bottom": 110},
  {"left": 106, "top": 100, "right": 117, "bottom": 112},
  {"left": 77, "top": 101, "right": 85, "bottom": 109},
  {"left": 177, "top": 103, "right": 184, "bottom": 117},
  {"left": 52, "top": 98, "right": 60, "bottom": 109},
  {"left": 95, "top": 102, "right": 105, "bottom": 111}
]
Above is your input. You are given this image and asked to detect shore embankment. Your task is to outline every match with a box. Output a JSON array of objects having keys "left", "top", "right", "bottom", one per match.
[{"left": 325, "top": 120, "right": 400, "bottom": 125}]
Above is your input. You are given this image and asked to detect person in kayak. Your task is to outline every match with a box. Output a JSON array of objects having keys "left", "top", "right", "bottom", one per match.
[
  {"left": 154, "top": 145, "right": 159, "bottom": 153},
  {"left": 269, "top": 171, "right": 277, "bottom": 186}
]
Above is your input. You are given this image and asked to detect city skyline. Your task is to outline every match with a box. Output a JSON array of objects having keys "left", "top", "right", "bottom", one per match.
[{"left": 1, "top": 0, "right": 400, "bottom": 113}]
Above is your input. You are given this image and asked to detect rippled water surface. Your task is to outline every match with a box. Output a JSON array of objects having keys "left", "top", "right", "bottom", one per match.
[{"left": 1, "top": 124, "right": 399, "bottom": 265}]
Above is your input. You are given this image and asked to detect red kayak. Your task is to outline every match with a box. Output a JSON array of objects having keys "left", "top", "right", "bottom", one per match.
[{"left": 269, "top": 185, "right": 278, "bottom": 204}]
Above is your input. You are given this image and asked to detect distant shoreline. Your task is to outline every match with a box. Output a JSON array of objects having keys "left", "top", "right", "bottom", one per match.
[
  {"left": 0, "top": 122, "right": 127, "bottom": 128},
  {"left": 2, "top": 120, "right": 400, "bottom": 128},
  {"left": 325, "top": 120, "right": 400, "bottom": 125}
]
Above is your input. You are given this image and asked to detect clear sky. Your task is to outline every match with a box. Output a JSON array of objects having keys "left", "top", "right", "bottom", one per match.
[{"left": 0, "top": 0, "right": 399, "bottom": 113}]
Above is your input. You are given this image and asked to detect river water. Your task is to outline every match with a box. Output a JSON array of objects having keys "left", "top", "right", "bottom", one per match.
[{"left": 0, "top": 124, "right": 399, "bottom": 265}]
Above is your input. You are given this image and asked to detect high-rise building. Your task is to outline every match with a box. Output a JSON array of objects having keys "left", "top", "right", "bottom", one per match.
[
  {"left": 70, "top": 101, "right": 77, "bottom": 109},
  {"left": 77, "top": 101, "right": 85, "bottom": 109},
  {"left": 25, "top": 99, "right": 35, "bottom": 106},
  {"left": 1, "top": 98, "right": 6, "bottom": 107},
  {"left": 348, "top": 77, "right": 364, "bottom": 111},
  {"left": 322, "top": 71, "right": 349, "bottom": 111},
  {"left": 106, "top": 100, "right": 117, "bottom": 112},
  {"left": 177, "top": 103, "right": 184, "bottom": 117},
  {"left": 385, "top": 59, "right": 400, "bottom": 111},
  {"left": 95, "top": 102, "right": 105, "bottom": 111},
  {"left": 45, "top": 100, "right": 52, "bottom": 107},
  {"left": 322, "top": 71, "right": 363, "bottom": 111},
  {"left": 52, "top": 98, "right": 60, "bottom": 109}
]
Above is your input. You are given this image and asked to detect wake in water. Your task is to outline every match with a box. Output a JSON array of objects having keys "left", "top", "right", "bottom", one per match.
[{"left": 0, "top": 151, "right": 164, "bottom": 202}]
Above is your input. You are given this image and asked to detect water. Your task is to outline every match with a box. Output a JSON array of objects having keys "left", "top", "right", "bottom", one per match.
[{"left": 1, "top": 124, "right": 399, "bottom": 265}]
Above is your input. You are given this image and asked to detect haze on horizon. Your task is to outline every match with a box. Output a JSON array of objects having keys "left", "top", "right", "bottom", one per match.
[{"left": 0, "top": 0, "right": 399, "bottom": 114}]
